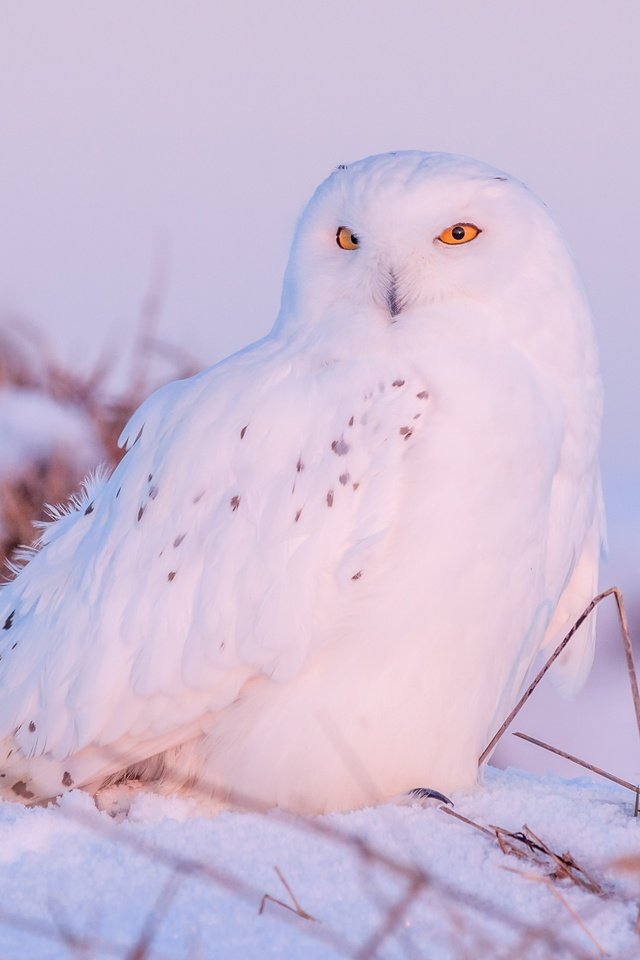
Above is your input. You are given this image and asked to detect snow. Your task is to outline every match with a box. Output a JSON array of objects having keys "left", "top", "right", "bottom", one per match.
[{"left": 0, "top": 767, "right": 638, "bottom": 959}]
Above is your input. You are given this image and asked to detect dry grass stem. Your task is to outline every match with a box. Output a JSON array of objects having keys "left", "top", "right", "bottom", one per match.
[
  {"left": 126, "top": 873, "right": 182, "bottom": 960},
  {"left": 513, "top": 731, "right": 640, "bottom": 796},
  {"left": 479, "top": 587, "right": 638, "bottom": 765},
  {"left": 355, "top": 875, "right": 424, "bottom": 960},
  {"left": 258, "top": 865, "right": 317, "bottom": 922},
  {"left": 0, "top": 906, "right": 135, "bottom": 959},
  {"left": 502, "top": 866, "right": 607, "bottom": 958},
  {"left": 441, "top": 805, "right": 603, "bottom": 896},
  {"left": 612, "top": 588, "right": 640, "bottom": 742},
  {"left": 438, "top": 803, "right": 496, "bottom": 840},
  {"left": 513, "top": 825, "right": 602, "bottom": 896},
  {"left": 611, "top": 855, "right": 640, "bottom": 874}
]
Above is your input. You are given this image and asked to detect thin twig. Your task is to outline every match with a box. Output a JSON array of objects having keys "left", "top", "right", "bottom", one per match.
[
  {"left": 441, "top": 807, "right": 603, "bottom": 896},
  {"left": 521, "top": 825, "right": 602, "bottom": 896},
  {"left": 513, "top": 731, "right": 639, "bottom": 795},
  {"left": 355, "top": 875, "right": 425, "bottom": 960},
  {"left": 438, "top": 803, "right": 496, "bottom": 840},
  {"left": 0, "top": 907, "right": 138, "bottom": 959},
  {"left": 502, "top": 867, "right": 607, "bottom": 958},
  {"left": 612, "top": 589, "right": 640, "bottom": 742},
  {"left": 258, "top": 866, "right": 317, "bottom": 922},
  {"left": 126, "top": 873, "right": 182, "bottom": 960},
  {"left": 479, "top": 588, "right": 637, "bottom": 765}
]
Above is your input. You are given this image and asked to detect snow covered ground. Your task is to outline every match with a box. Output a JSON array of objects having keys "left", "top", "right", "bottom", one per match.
[{"left": 0, "top": 767, "right": 638, "bottom": 959}]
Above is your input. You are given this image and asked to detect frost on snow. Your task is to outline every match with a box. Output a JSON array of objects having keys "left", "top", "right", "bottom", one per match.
[{"left": 0, "top": 768, "right": 638, "bottom": 959}]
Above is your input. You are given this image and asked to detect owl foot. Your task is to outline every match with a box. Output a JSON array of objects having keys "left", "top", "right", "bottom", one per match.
[
  {"left": 94, "top": 780, "right": 147, "bottom": 819},
  {"left": 406, "top": 787, "right": 454, "bottom": 807}
]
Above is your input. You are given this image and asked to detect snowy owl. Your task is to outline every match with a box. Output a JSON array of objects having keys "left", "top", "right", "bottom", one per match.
[{"left": 0, "top": 151, "right": 602, "bottom": 814}]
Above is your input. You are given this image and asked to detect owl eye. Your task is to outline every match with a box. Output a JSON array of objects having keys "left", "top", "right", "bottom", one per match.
[
  {"left": 437, "top": 223, "right": 481, "bottom": 245},
  {"left": 336, "top": 226, "right": 360, "bottom": 250}
]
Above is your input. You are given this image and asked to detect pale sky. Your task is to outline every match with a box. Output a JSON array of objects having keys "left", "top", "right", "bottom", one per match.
[{"left": 1, "top": 1, "right": 638, "bottom": 593}]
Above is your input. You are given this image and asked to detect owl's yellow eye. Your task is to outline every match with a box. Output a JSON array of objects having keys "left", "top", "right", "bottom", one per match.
[
  {"left": 437, "top": 223, "right": 481, "bottom": 245},
  {"left": 336, "top": 226, "right": 359, "bottom": 250}
]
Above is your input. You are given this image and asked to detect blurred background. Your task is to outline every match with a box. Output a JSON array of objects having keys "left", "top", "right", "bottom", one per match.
[{"left": 0, "top": 1, "right": 638, "bottom": 784}]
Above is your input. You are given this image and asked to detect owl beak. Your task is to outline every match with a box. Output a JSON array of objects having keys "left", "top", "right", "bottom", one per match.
[{"left": 386, "top": 270, "right": 402, "bottom": 318}]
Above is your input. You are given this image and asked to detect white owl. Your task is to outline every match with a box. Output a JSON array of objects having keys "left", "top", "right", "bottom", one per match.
[{"left": 0, "top": 152, "right": 602, "bottom": 814}]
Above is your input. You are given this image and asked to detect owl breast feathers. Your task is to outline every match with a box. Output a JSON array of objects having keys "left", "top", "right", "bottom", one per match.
[{"left": 0, "top": 151, "right": 602, "bottom": 813}]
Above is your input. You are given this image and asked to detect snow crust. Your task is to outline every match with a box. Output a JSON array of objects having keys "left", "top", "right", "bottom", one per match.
[{"left": 0, "top": 767, "right": 638, "bottom": 959}]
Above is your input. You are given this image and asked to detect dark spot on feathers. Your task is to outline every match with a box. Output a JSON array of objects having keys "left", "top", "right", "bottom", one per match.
[
  {"left": 339, "top": 472, "right": 350, "bottom": 485},
  {"left": 296, "top": 458, "right": 304, "bottom": 472},
  {"left": 400, "top": 426, "right": 412, "bottom": 436},
  {"left": 352, "top": 482, "right": 360, "bottom": 491},
  {"left": 294, "top": 509, "right": 302, "bottom": 522},
  {"left": 149, "top": 485, "right": 159, "bottom": 500},
  {"left": 168, "top": 571, "right": 176, "bottom": 582},
  {"left": 351, "top": 570, "right": 363, "bottom": 580},
  {"left": 392, "top": 379, "right": 405, "bottom": 387},
  {"left": 3, "top": 611, "right": 14, "bottom": 630},
  {"left": 12, "top": 781, "right": 34, "bottom": 799},
  {"left": 133, "top": 425, "right": 144, "bottom": 445},
  {"left": 148, "top": 474, "right": 153, "bottom": 482},
  {"left": 84, "top": 501, "right": 94, "bottom": 516},
  {"left": 240, "top": 425, "right": 248, "bottom": 439},
  {"left": 28, "top": 721, "right": 35, "bottom": 732},
  {"left": 173, "top": 534, "right": 186, "bottom": 548},
  {"left": 348, "top": 416, "right": 354, "bottom": 427},
  {"left": 326, "top": 490, "right": 334, "bottom": 507},
  {"left": 331, "top": 438, "right": 350, "bottom": 456},
  {"left": 11, "top": 643, "right": 17, "bottom": 650},
  {"left": 116, "top": 487, "right": 121, "bottom": 499},
  {"left": 230, "top": 495, "right": 241, "bottom": 512},
  {"left": 62, "top": 771, "right": 74, "bottom": 787},
  {"left": 337, "top": 163, "right": 348, "bottom": 170},
  {"left": 137, "top": 506, "right": 145, "bottom": 522},
  {"left": 416, "top": 390, "right": 429, "bottom": 400},
  {"left": 193, "top": 491, "right": 205, "bottom": 504},
  {"left": 413, "top": 413, "right": 421, "bottom": 420}
]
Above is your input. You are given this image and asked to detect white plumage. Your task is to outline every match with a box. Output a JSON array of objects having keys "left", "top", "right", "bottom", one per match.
[{"left": 0, "top": 151, "right": 602, "bottom": 813}]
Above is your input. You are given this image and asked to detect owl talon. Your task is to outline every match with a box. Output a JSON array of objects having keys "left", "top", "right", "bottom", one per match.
[{"left": 407, "top": 787, "right": 454, "bottom": 807}]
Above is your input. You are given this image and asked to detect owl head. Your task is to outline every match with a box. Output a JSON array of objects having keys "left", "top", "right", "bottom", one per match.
[{"left": 276, "top": 151, "right": 588, "bottom": 361}]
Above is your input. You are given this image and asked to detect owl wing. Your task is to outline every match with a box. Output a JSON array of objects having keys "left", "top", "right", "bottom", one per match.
[
  {"left": 0, "top": 339, "right": 432, "bottom": 783},
  {"left": 541, "top": 476, "right": 605, "bottom": 696}
]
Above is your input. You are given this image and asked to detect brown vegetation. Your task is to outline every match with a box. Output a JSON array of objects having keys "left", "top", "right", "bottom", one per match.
[{"left": 0, "top": 319, "right": 195, "bottom": 573}]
